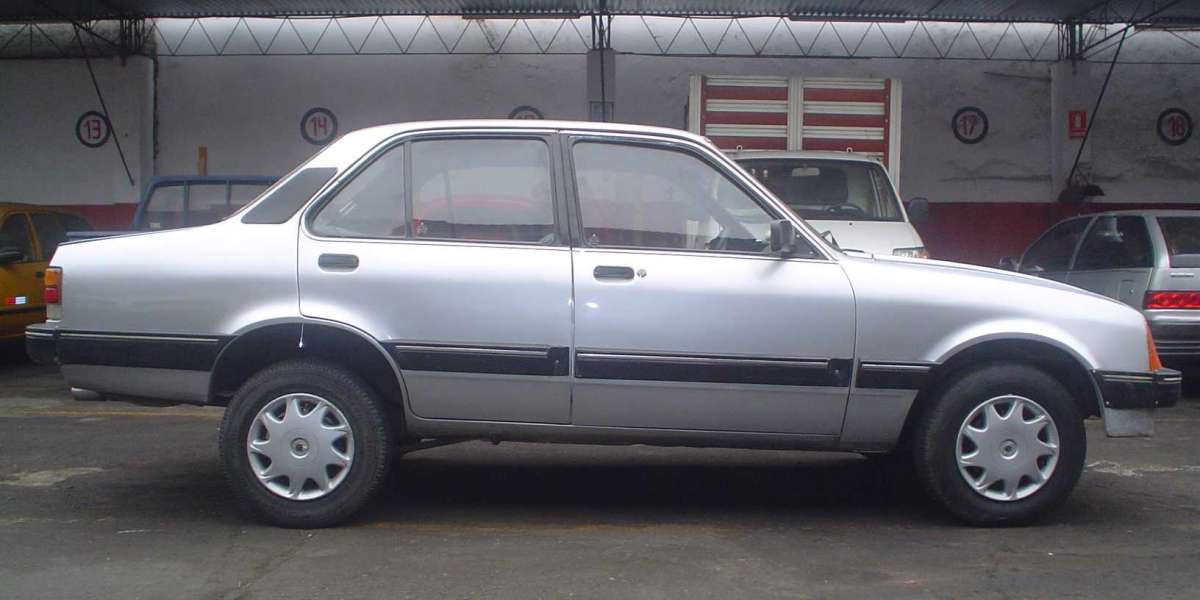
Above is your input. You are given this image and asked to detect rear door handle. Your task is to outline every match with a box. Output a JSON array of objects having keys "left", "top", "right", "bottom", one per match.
[
  {"left": 318, "top": 253, "right": 359, "bottom": 271},
  {"left": 594, "top": 265, "right": 635, "bottom": 280}
]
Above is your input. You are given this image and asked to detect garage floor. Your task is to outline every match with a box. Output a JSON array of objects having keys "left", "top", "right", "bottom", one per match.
[{"left": 2, "top": 357, "right": 1198, "bottom": 599}]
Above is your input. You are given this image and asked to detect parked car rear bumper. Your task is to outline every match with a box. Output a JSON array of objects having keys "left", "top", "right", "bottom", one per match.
[
  {"left": 1147, "top": 317, "right": 1200, "bottom": 359},
  {"left": 25, "top": 323, "right": 58, "bottom": 366}
]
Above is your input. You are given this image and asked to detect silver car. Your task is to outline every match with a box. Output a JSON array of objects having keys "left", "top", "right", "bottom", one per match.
[
  {"left": 26, "top": 120, "right": 1178, "bottom": 528},
  {"left": 1007, "top": 210, "right": 1200, "bottom": 368}
]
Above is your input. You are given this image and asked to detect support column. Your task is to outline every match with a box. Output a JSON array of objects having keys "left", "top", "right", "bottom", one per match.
[{"left": 587, "top": 48, "right": 615, "bottom": 122}]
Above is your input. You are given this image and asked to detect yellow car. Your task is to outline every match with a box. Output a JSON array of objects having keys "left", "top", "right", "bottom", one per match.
[{"left": 0, "top": 203, "right": 92, "bottom": 342}]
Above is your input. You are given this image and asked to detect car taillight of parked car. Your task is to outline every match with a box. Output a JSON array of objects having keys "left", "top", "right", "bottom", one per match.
[
  {"left": 1144, "top": 290, "right": 1200, "bottom": 310},
  {"left": 44, "top": 267, "right": 62, "bottom": 320}
]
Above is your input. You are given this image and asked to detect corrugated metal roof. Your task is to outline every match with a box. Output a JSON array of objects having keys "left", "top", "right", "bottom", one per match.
[{"left": 6, "top": 0, "right": 1200, "bottom": 24}]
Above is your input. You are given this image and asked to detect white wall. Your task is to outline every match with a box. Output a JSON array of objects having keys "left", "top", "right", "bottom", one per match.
[
  {"left": 156, "top": 54, "right": 587, "bottom": 177},
  {"left": 2, "top": 39, "right": 1198, "bottom": 212},
  {"left": 0, "top": 57, "right": 153, "bottom": 206}
]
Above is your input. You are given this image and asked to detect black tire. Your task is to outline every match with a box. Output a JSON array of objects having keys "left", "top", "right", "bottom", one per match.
[
  {"left": 912, "top": 362, "right": 1086, "bottom": 526},
  {"left": 219, "top": 359, "right": 393, "bottom": 528}
]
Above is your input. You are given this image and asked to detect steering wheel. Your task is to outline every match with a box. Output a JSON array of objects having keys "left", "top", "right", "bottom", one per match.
[{"left": 823, "top": 203, "right": 866, "bottom": 217}]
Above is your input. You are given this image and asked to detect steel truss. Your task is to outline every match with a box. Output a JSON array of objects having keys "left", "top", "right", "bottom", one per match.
[{"left": 2, "top": 14, "right": 1199, "bottom": 63}]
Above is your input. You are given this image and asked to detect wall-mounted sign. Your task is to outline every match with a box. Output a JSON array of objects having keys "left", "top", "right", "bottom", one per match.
[
  {"left": 508, "top": 105, "right": 544, "bottom": 120},
  {"left": 1068, "top": 110, "right": 1088, "bottom": 139},
  {"left": 75, "top": 111, "right": 111, "bottom": 148},
  {"left": 1157, "top": 108, "right": 1192, "bottom": 146},
  {"left": 952, "top": 107, "right": 988, "bottom": 144},
  {"left": 301, "top": 107, "right": 338, "bottom": 146}
]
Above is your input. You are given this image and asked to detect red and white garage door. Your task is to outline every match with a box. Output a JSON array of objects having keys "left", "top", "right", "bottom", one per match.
[{"left": 688, "top": 75, "right": 901, "bottom": 179}]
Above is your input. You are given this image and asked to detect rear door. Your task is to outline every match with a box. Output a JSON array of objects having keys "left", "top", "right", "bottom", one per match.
[
  {"left": 1019, "top": 217, "right": 1091, "bottom": 283},
  {"left": 0, "top": 212, "right": 45, "bottom": 337},
  {"left": 564, "top": 133, "right": 856, "bottom": 435},
  {"left": 1067, "top": 216, "right": 1155, "bottom": 308},
  {"left": 298, "top": 132, "right": 574, "bottom": 424}
]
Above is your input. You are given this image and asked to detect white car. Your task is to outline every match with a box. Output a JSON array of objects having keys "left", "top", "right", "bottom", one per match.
[{"left": 733, "top": 151, "right": 929, "bottom": 258}]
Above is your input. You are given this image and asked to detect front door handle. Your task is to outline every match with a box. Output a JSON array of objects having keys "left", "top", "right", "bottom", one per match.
[
  {"left": 594, "top": 265, "right": 635, "bottom": 280},
  {"left": 318, "top": 253, "right": 359, "bottom": 271}
]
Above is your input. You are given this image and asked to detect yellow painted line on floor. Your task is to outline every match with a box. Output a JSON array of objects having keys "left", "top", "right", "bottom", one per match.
[{"left": 2, "top": 409, "right": 221, "bottom": 419}]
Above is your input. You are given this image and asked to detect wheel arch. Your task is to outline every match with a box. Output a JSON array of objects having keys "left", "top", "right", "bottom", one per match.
[
  {"left": 208, "top": 319, "right": 408, "bottom": 417},
  {"left": 895, "top": 336, "right": 1101, "bottom": 451}
]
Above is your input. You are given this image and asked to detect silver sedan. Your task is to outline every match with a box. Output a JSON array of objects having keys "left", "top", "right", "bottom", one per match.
[{"left": 26, "top": 120, "right": 1179, "bottom": 528}]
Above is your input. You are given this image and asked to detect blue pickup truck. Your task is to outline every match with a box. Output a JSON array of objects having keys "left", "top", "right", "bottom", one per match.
[{"left": 69, "top": 175, "right": 278, "bottom": 240}]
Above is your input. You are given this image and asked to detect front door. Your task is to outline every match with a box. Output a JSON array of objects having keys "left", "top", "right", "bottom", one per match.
[
  {"left": 0, "top": 212, "right": 46, "bottom": 339},
  {"left": 564, "top": 135, "right": 856, "bottom": 435},
  {"left": 298, "top": 133, "right": 574, "bottom": 424},
  {"left": 1018, "top": 217, "right": 1092, "bottom": 283}
]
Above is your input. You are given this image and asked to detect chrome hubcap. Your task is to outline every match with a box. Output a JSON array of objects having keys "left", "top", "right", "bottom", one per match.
[
  {"left": 246, "top": 393, "right": 354, "bottom": 501},
  {"left": 956, "top": 395, "right": 1060, "bottom": 502}
]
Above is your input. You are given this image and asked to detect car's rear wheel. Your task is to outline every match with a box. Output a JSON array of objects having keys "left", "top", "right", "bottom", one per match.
[
  {"left": 913, "top": 362, "right": 1085, "bottom": 526},
  {"left": 219, "top": 359, "right": 392, "bottom": 528}
]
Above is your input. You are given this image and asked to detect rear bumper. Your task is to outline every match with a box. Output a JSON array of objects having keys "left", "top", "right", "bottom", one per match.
[
  {"left": 1093, "top": 368, "right": 1181, "bottom": 410},
  {"left": 25, "top": 323, "right": 58, "bottom": 365},
  {"left": 1148, "top": 320, "right": 1200, "bottom": 359}
]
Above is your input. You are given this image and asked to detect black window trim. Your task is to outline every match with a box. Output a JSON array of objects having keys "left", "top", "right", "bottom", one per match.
[
  {"left": 1072, "top": 214, "right": 1155, "bottom": 272},
  {"left": 561, "top": 132, "right": 827, "bottom": 260},
  {"left": 303, "top": 130, "right": 568, "bottom": 248}
]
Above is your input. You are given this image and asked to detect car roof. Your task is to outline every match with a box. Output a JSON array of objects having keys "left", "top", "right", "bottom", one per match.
[
  {"left": 724, "top": 149, "right": 885, "bottom": 164},
  {"left": 348, "top": 119, "right": 711, "bottom": 145},
  {"left": 0, "top": 202, "right": 85, "bottom": 215}
]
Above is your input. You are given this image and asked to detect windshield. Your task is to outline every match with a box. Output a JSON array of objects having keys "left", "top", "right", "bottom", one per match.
[{"left": 737, "top": 158, "right": 903, "bottom": 222}]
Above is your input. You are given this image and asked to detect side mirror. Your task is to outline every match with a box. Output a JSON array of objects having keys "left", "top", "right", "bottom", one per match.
[
  {"left": 906, "top": 197, "right": 930, "bottom": 224},
  {"left": 769, "top": 219, "right": 797, "bottom": 257},
  {"left": 997, "top": 256, "right": 1019, "bottom": 271},
  {"left": 0, "top": 248, "right": 23, "bottom": 265}
]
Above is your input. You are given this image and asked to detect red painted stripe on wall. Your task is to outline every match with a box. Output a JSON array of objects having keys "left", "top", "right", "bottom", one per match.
[
  {"left": 703, "top": 112, "right": 788, "bottom": 126},
  {"left": 59, "top": 204, "right": 138, "bottom": 229},
  {"left": 704, "top": 85, "right": 789, "bottom": 101},
  {"left": 802, "top": 139, "right": 886, "bottom": 153},
  {"left": 708, "top": 136, "right": 788, "bottom": 150},
  {"left": 803, "top": 88, "right": 888, "bottom": 103},
  {"left": 801, "top": 114, "right": 886, "bottom": 128},
  {"left": 917, "top": 201, "right": 1200, "bottom": 267}
]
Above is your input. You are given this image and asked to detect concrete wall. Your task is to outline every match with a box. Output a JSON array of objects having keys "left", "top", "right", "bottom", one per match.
[
  {"left": 0, "top": 57, "right": 153, "bottom": 225},
  {"left": 2, "top": 33, "right": 1198, "bottom": 262}
]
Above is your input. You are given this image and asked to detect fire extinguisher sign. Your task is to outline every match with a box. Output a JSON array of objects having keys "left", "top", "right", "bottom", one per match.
[
  {"left": 301, "top": 107, "right": 338, "bottom": 146},
  {"left": 1068, "top": 110, "right": 1088, "bottom": 139}
]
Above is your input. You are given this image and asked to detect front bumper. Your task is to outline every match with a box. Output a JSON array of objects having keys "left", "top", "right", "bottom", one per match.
[
  {"left": 1093, "top": 368, "right": 1181, "bottom": 410},
  {"left": 25, "top": 323, "right": 58, "bottom": 365}
]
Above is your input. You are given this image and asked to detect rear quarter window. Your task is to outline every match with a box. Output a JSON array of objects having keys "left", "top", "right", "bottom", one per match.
[{"left": 1157, "top": 217, "right": 1200, "bottom": 267}]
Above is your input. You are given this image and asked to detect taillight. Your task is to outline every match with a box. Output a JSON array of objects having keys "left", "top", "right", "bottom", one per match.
[
  {"left": 44, "top": 268, "right": 62, "bottom": 319},
  {"left": 1144, "top": 291, "right": 1200, "bottom": 309}
]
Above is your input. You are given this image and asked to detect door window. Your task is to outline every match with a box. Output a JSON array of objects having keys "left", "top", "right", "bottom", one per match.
[
  {"left": 1074, "top": 216, "right": 1154, "bottom": 270},
  {"left": 411, "top": 138, "right": 556, "bottom": 244},
  {"left": 1020, "top": 218, "right": 1089, "bottom": 273},
  {"left": 572, "top": 141, "right": 806, "bottom": 255},
  {"left": 0, "top": 215, "right": 35, "bottom": 262},
  {"left": 310, "top": 145, "right": 406, "bottom": 238},
  {"left": 30, "top": 213, "right": 67, "bottom": 261}
]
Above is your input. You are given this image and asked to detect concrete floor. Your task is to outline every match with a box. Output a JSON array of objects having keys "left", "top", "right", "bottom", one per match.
[{"left": 1, "top": 355, "right": 1198, "bottom": 599}]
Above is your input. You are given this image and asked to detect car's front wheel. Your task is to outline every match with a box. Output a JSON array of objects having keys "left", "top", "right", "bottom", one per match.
[
  {"left": 219, "top": 359, "right": 393, "bottom": 528},
  {"left": 913, "top": 362, "right": 1086, "bottom": 526}
]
